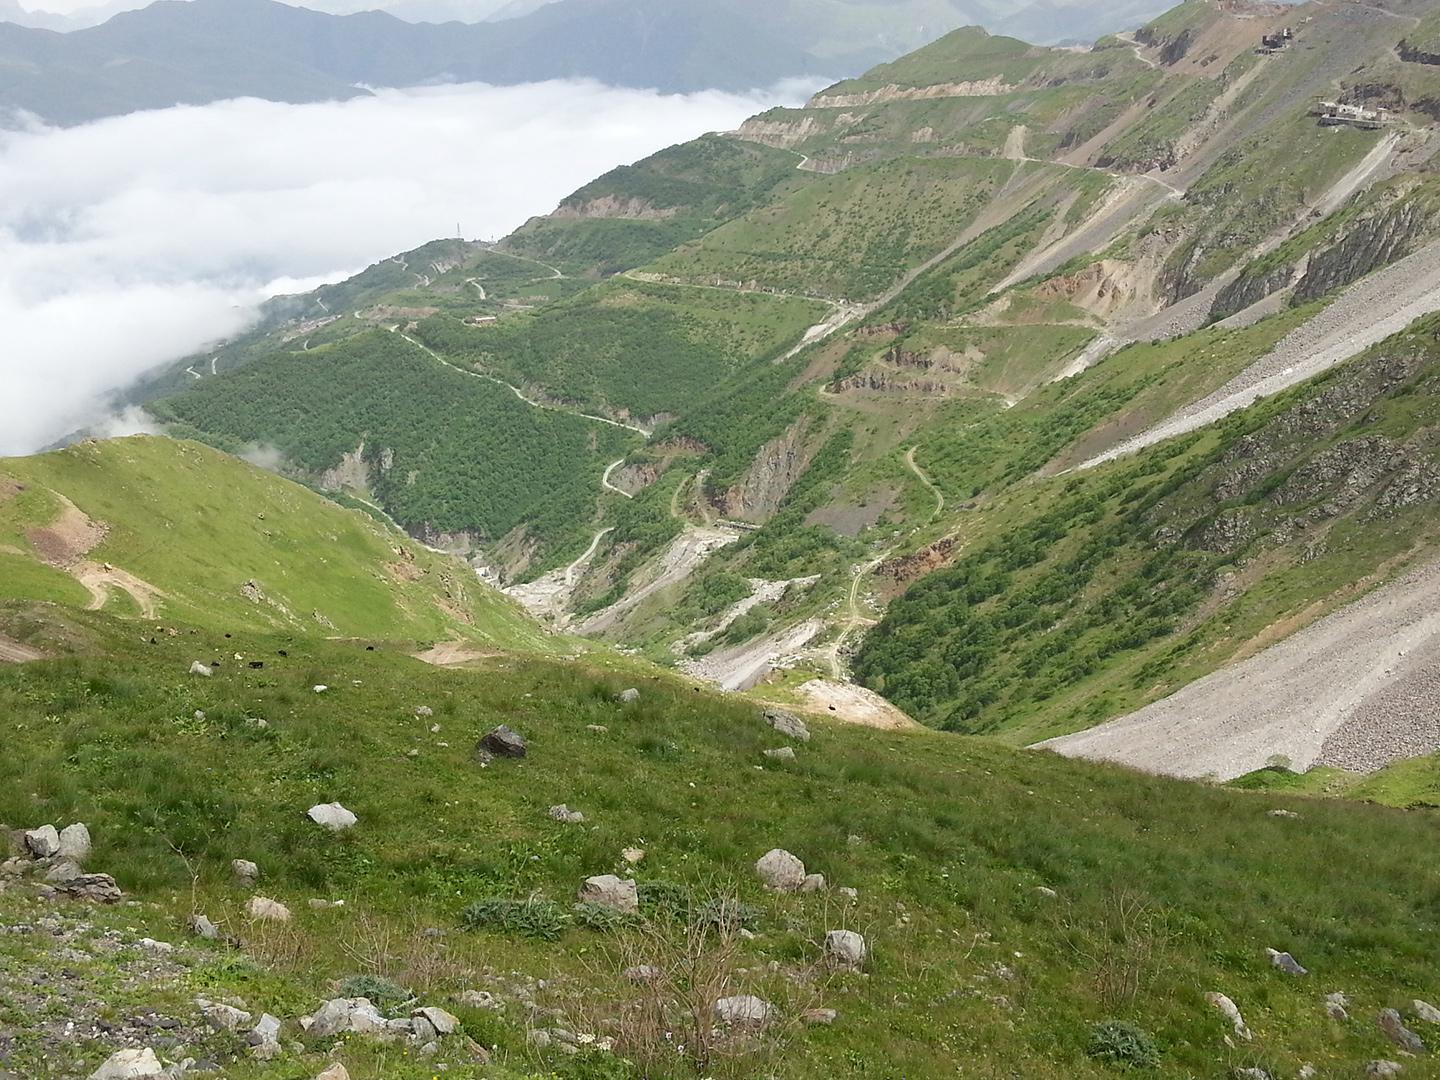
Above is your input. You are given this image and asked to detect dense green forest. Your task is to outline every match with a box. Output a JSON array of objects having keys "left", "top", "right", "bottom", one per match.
[{"left": 152, "top": 331, "right": 635, "bottom": 567}]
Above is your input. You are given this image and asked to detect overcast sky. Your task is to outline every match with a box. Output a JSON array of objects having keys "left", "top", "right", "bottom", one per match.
[{"left": 0, "top": 78, "right": 813, "bottom": 455}]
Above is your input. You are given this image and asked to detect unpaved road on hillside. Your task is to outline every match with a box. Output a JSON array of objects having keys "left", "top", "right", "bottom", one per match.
[
  {"left": 1037, "top": 558, "right": 1440, "bottom": 779},
  {"left": 0, "top": 633, "right": 44, "bottom": 663},
  {"left": 601, "top": 459, "right": 633, "bottom": 498},
  {"left": 1080, "top": 239, "right": 1440, "bottom": 469},
  {"left": 506, "top": 526, "right": 615, "bottom": 623},
  {"left": 682, "top": 617, "right": 826, "bottom": 691},
  {"left": 579, "top": 526, "right": 740, "bottom": 635}
]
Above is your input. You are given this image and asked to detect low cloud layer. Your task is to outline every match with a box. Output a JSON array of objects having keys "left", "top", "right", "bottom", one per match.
[{"left": 0, "top": 79, "right": 812, "bottom": 455}]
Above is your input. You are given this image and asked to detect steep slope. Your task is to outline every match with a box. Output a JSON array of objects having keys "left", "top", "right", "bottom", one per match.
[{"left": 0, "top": 436, "right": 548, "bottom": 648}]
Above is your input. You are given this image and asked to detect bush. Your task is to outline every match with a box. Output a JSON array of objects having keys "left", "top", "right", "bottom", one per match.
[
  {"left": 1086, "top": 1020, "right": 1160, "bottom": 1070},
  {"left": 573, "top": 901, "right": 636, "bottom": 932},
  {"left": 637, "top": 879, "right": 692, "bottom": 920},
  {"left": 461, "top": 896, "right": 570, "bottom": 940},
  {"left": 336, "top": 974, "right": 411, "bottom": 1013}
]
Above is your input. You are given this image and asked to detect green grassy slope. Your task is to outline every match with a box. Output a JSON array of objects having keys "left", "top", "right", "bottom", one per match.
[
  {"left": 0, "top": 437, "right": 548, "bottom": 649},
  {"left": 1, "top": 606, "right": 1437, "bottom": 1079}
]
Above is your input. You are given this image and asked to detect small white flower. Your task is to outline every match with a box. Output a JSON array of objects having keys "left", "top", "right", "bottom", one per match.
[{"left": 577, "top": 1032, "right": 596, "bottom": 1046}]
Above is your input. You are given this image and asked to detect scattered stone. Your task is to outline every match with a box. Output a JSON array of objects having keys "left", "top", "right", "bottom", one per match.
[
  {"left": 714, "top": 995, "right": 774, "bottom": 1025},
  {"left": 88, "top": 1048, "right": 163, "bottom": 1079},
  {"left": 245, "top": 896, "right": 292, "bottom": 922},
  {"left": 1378, "top": 1008, "right": 1425, "bottom": 1054},
  {"left": 414, "top": 1006, "right": 460, "bottom": 1035},
  {"left": 763, "top": 747, "right": 797, "bottom": 763},
  {"left": 58, "top": 823, "right": 92, "bottom": 862},
  {"left": 838, "top": 886, "right": 858, "bottom": 900},
  {"left": 802, "top": 1008, "right": 837, "bottom": 1026},
  {"left": 1415, "top": 1000, "right": 1440, "bottom": 1024},
  {"left": 1298, "top": 1067, "right": 1317, "bottom": 1080},
  {"left": 23, "top": 825, "right": 60, "bottom": 859},
  {"left": 314, "top": 1065, "right": 351, "bottom": 1080},
  {"left": 1367, "top": 1063, "right": 1404, "bottom": 1078},
  {"left": 246, "top": 717, "right": 269, "bottom": 730},
  {"left": 457, "top": 990, "right": 500, "bottom": 1009},
  {"left": 306, "top": 998, "right": 387, "bottom": 1039},
  {"left": 202, "top": 1004, "right": 252, "bottom": 1032},
  {"left": 415, "top": 706, "right": 433, "bottom": 717},
  {"left": 763, "top": 708, "right": 810, "bottom": 742},
  {"left": 307, "top": 803, "right": 357, "bottom": 831},
  {"left": 1267, "top": 948, "right": 1308, "bottom": 975},
  {"left": 189, "top": 914, "right": 219, "bottom": 940},
  {"left": 1205, "top": 992, "right": 1251, "bottom": 1040},
  {"left": 618, "top": 688, "right": 640, "bottom": 703},
  {"left": 528, "top": 1029, "right": 552, "bottom": 1049},
  {"left": 1231, "top": 1070, "right": 1270, "bottom": 1080},
  {"left": 231, "top": 859, "right": 259, "bottom": 884},
  {"left": 1035, "top": 886, "right": 1058, "bottom": 898},
  {"left": 801, "top": 873, "right": 826, "bottom": 893},
  {"left": 1326, "top": 991, "right": 1350, "bottom": 1021},
  {"left": 188, "top": 661, "right": 212, "bottom": 677},
  {"left": 44, "top": 859, "right": 84, "bottom": 883},
  {"left": 578, "top": 875, "right": 638, "bottom": 914},
  {"left": 308, "top": 898, "right": 343, "bottom": 911},
  {"left": 824, "top": 930, "right": 866, "bottom": 970},
  {"left": 313, "top": 685, "right": 328, "bottom": 694},
  {"left": 548, "top": 805, "right": 585, "bottom": 824},
  {"left": 1267, "top": 809, "right": 1300, "bottom": 819},
  {"left": 754, "top": 848, "right": 806, "bottom": 891},
  {"left": 624, "top": 965, "right": 662, "bottom": 983},
  {"left": 478, "top": 725, "right": 527, "bottom": 759},
  {"left": 621, "top": 847, "right": 645, "bottom": 865},
  {"left": 56, "top": 873, "right": 122, "bottom": 903},
  {"left": 248, "top": 1013, "right": 282, "bottom": 1053},
  {"left": 586, "top": 725, "right": 608, "bottom": 734}
]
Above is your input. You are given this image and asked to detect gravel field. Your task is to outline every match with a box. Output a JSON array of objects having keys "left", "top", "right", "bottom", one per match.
[
  {"left": 1080, "top": 239, "right": 1440, "bottom": 469},
  {"left": 1035, "top": 559, "right": 1440, "bottom": 780}
]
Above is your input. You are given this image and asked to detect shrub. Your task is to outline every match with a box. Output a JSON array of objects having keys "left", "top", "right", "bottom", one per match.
[
  {"left": 461, "top": 896, "right": 570, "bottom": 940},
  {"left": 636, "top": 879, "right": 691, "bottom": 920},
  {"left": 336, "top": 974, "right": 411, "bottom": 1013},
  {"left": 1086, "top": 1020, "right": 1160, "bottom": 1070},
  {"left": 573, "top": 901, "right": 635, "bottom": 932}
]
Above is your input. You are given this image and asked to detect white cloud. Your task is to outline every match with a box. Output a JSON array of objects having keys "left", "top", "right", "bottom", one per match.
[{"left": 0, "top": 78, "right": 816, "bottom": 455}]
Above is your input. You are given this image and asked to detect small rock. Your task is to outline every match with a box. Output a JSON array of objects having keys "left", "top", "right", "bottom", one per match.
[
  {"left": 1298, "top": 1068, "right": 1316, "bottom": 1080},
  {"left": 202, "top": 1004, "right": 252, "bottom": 1032},
  {"left": 231, "top": 859, "right": 259, "bottom": 884},
  {"left": 802, "top": 1008, "right": 837, "bottom": 1026},
  {"left": 313, "top": 685, "right": 328, "bottom": 694},
  {"left": 415, "top": 706, "right": 433, "bottom": 717},
  {"left": 838, "top": 886, "right": 858, "bottom": 900},
  {"left": 754, "top": 848, "right": 806, "bottom": 891},
  {"left": 308, "top": 898, "right": 342, "bottom": 910},
  {"left": 246, "top": 717, "right": 269, "bottom": 730},
  {"left": 1379, "top": 1008, "right": 1425, "bottom": 1054},
  {"left": 1205, "top": 992, "right": 1251, "bottom": 1040},
  {"left": 1366, "top": 1064, "right": 1404, "bottom": 1078},
  {"left": 714, "top": 995, "right": 774, "bottom": 1025},
  {"left": 457, "top": 990, "right": 500, "bottom": 1009},
  {"left": 88, "top": 1048, "right": 164, "bottom": 1079},
  {"left": 624, "top": 965, "right": 662, "bottom": 983},
  {"left": 307, "top": 803, "right": 357, "bottom": 831},
  {"left": 44, "top": 859, "right": 84, "bottom": 883},
  {"left": 824, "top": 929, "right": 866, "bottom": 969},
  {"left": 529, "top": 1029, "right": 552, "bottom": 1049},
  {"left": 1267, "top": 809, "right": 1299, "bottom": 819},
  {"left": 246, "top": 896, "right": 291, "bottom": 922},
  {"left": 618, "top": 688, "right": 640, "bottom": 703},
  {"left": 621, "top": 847, "right": 645, "bottom": 864},
  {"left": 763, "top": 708, "right": 810, "bottom": 742},
  {"left": 1415, "top": 1000, "right": 1440, "bottom": 1024},
  {"left": 415, "top": 1006, "right": 460, "bottom": 1035},
  {"left": 251, "top": 1014, "right": 282, "bottom": 1045},
  {"left": 1231, "top": 1070, "right": 1270, "bottom": 1080},
  {"left": 763, "top": 747, "right": 797, "bottom": 763},
  {"left": 1266, "top": 948, "right": 1307, "bottom": 975},
  {"left": 23, "top": 825, "right": 60, "bottom": 859},
  {"left": 58, "top": 823, "right": 92, "bottom": 862},
  {"left": 189, "top": 914, "right": 219, "bottom": 940},
  {"left": 586, "top": 724, "right": 608, "bottom": 734},
  {"left": 412, "top": 1016, "right": 438, "bottom": 1043},
  {"left": 548, "top": 805, "right": 585, "bottom": 825},
  {"left": 314, "top": 1066, "right": 351, "bottom": 1080},
  {"left": 800, "top": 873, "right": 826, "bottom": 893},
  {"left": 478, "top": 725, "right": 527, "bottom": 759},
  {"left": 56, "top": 873, "right": 122, "bottom": 903},
  {"left": 189, "top": 661, "right": 212, "bottom": 677},
  {"left": 578, "top": 874, "right": 638, "bottom": 914},
  {"left": 306, "top": 998, "right": 387, "bottom": 1039},
  {"left": 1035, "top": 886, "right": 1058, "bottom": 898}
]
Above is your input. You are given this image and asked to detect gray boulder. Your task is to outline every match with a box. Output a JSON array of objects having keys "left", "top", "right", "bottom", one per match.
[
  {"left": 414, "top": 1006, "right": 459, "bottom": 1036},
  {"left": 618, "top": 688, "right": 640, "bottom": 703},
  {"left": 246, "top": 896, "right": 291, "bottom": 922},
  {"left": 1366, "top": 1063, "right": 1404, "bottom": 1078},
  {"left": 763, "top": 708, "right": 810, "bottom": 742},
  {"left": 24, "top": 825, "right": 60, "bottom": 859},
  {"left": 1266, "top": 948, "right": 1307, "bottom": 975},
  {"left": 754, "top": 848, "right": 806, "bottom": 891},
  {"left": 202, "top": 1004, "right": 252, "bottom": 1032},
  {"left": 478, "top": 725, "right": 527, "bottom": 759},
  {"left": 189, "top": 661, "right": 213, "bottom": 677},
  {"left": 1379, "top": 1008, "right": 1425, "bottom": 1054},
  {"left": 231, "top": 858, "right": 259, "bottom": 884},
  {"left": 306, "top": 998, "right": 387, "bottom": 1039},
  {"left": 44, "top": 859, "right": 84, "bottom": 883},
  {"left": 824, "top": 930, "right": 866, "bottom": 969},
  {"left": 1416, "top": 1000, "right": 1440, "bottom": 1024},
  {"left": 56, "top": 873, "right": 122, "bottom": 903},
  {"left": 578, "top": 874, "right": 638, "bottom": 914},
  {"left": 307, "top": 803, "right": 357, "bottom": 831},
  {"left": 548, "top": 805, "right": 585, "bottom": 825},
  {"left": 1205, "top": 992, "right": 1251, "bottom": 1040},
  {"left": 1325, "top": 991, "right": 1350, "bottom": 1021},
  {"left": 714, "top": 995, "right": 774, "bottom": 1025},
  {"left": 801, "top": 873, "right": 826, "bottom": 893},
  {"left": 189, "top": 914, "right": 219, "bottom": 940},
  {"left": 58, "top": 823, "right": 92, "bottom": 862},
  {"left": 763, "top": 747, "right": 797, "bottom": 763},
  {"left": 87, "top": 1048, "right": 163, "bottom": 1079}
]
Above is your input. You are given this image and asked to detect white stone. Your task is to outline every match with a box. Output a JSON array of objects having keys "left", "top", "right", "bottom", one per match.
[
  {"left": 314, "top": 1065, "right": 351, "bottom": 1080},
  {"left": 58, "top": 823, "right": 92, "bottom": 862},
  {"left": 754, "top": 848, "right": 806, "bottom": 891},
  {"left": 1205, "top": 991, "right": 1251, "bottom": 1040},
  {"left": 306, "top": 998, "right": 387, "bottom": 1038},
  {"left": 88, "top": 1047, "right": 163, "bottom": 1079},
  {"left": 714, "top": 995, "right": 774, "bottom": 1025},
  {"left": 1415, "top": 1000, "right": 1440, "bottom": 1024},
  {"left": 189, "top": 661, "right": 212, "bottom": 677},
  {"left": 578, "top": 874, "right": 638, "bottom": 914},
  {"left": 23, "top": 825, "right": 60, "bottom": 858},
  {"left": 307, "top": 802, "right": 357, "bottom": 831},
  {"left": 414, "top": 1006, "right": 460, "bottom": 1036},
  {"left": 618, "top": 688, "right": 640, "bottom": 703},
  {"left": 231, "top": 858, "right": 259, "bottom": 883},
  {"left": 825, "top": 929, "right": 866, "bottom": 969},
  {"left": 764, "top": 746, "right": 797, "bottom": 763},
  {"left": 801, "top": 873, "right": 826, "bottom": 893},
  {"left": 203, "top": 1004, "right": 252, "bottom": 1031},
  {"left": 189, "top": 914, "right": 219, "bottom": 940},
  {"left": 246, "top": 896, "right": 291, "bottom": 922}
]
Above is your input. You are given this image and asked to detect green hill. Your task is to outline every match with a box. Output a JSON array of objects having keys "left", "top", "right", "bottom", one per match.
[{"left": 0, "top": 436, "right": 548, "bottom": 650}]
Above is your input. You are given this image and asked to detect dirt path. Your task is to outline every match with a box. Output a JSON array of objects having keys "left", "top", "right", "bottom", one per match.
[
  {"left": 1037, "top": 557, "right": 1440, "bottom": 779},
  {"left": 1079, "top": 238, "right": 1440, "bottom": 469},
  {"left": 1115, "top": 30, "right": 1158, "bottom": 70},
  {"left": 0, "top": 633, "right": 45, "bottom": 663},
  {"left": 467, "top": 278, "right": 488, "bottom": 300},
  {"left": 72, "top": 562, "right": 164, "bottom": 619},
  {"left": 25, "top": 493, "right": 166, "bottom": 618},
  {"left": 578, "top": 526, "right": 740, "bottom": 635},
  {"left": 505, "top": 526, "right": 615, "bottom": 622},
  {"left": 905, "top": 446, "right": 944, "bottom": 522},
  {"left": 489, "top": 248, "right": 565, "bottom": 280},
  {"left": 794, "top": 679, "right": 921, "bottom": 730},
  {"left": 601, "top": 459, "right": 633, "bottom": 498},
  {"left": 413, "top": 640, "right": 499, "bottom": 666}
]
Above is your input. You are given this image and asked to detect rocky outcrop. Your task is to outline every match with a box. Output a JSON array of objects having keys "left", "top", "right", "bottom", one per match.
[
  {"left": 1295, "top": 196, "right": 1440, "bottom": 305},
  {"left": 719, "top": 419, "right": 816, "bottom": 523},
  {"left": 1212, "top": 260, "right": 1303, "bottom": 321},
  {"left": 735, "top": 114, "right": 828, "bottom": 149},
  {"left": 552, "top": 195, "right": 678, "bottom": 221},
  {"left": 810, "top": 76, "right": 1018, "bottom": 109},
  {"left": 1398, "top": 39, "right": 1440, "bottom": 67}
]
